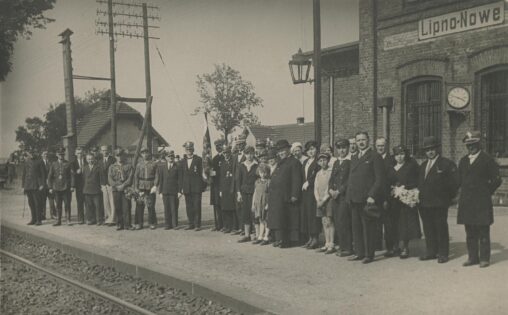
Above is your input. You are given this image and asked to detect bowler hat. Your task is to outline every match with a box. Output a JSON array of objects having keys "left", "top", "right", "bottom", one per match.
[
  {"left": 421, "top": 136, "right": 440, "bottom": 150},
  {"left": 335, "top": 138, "right": 350, "bottom": 148},
  {"left": 166, "top": 150, "right": 175, "bottom": 157},
  {"left": 275, "top": 139, "right": 291, "bottom": 150},
  {"left": 463, "top": 130, "right": 481, "bottom": 144}
]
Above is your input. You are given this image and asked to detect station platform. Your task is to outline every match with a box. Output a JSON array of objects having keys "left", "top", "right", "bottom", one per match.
[{"left": 1, "top": 188, "right": 508, "bottom": 315}]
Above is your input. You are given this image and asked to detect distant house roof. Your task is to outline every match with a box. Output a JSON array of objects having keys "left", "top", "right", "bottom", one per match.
[
  {"left": 76, "top": 97, "right": 169, "bottom": 148},
  {"left": 247, "top": 122, "right": 315, "bottom": 145}
]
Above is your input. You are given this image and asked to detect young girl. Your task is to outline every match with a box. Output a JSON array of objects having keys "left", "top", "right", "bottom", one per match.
[
  {"left": 314, "top": 152, "right": 335, "bottom": 254},
  {"left": 252, "top": 163, "right": 271, "bottom": 245}
]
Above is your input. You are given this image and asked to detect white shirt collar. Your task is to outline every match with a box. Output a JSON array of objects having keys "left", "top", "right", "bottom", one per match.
[{"left": 469, "top": 150, "right": 481, "bottom": 163}]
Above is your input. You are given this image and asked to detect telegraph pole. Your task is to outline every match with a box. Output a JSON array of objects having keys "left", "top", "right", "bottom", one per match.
[
  {"left": 313, "top": 0, "right": 322, "bottom": 144},
  {"left": 143, "top": 3, "right": 153, "bottom": 154},
  {"left": 108, "top": 0, "right": 117, "bottom": 150},
  {"left": 59, "top": 28, "right": 77, "bottom": 161}
]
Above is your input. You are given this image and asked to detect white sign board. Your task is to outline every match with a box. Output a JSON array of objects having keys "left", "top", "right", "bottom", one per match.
[{"left": 418, "top": 1, "right": 504, "bottom": 40}]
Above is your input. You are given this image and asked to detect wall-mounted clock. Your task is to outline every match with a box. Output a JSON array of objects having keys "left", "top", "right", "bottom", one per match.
[{"left": 447, "top": 87, "right": 470, "bottom": 109}]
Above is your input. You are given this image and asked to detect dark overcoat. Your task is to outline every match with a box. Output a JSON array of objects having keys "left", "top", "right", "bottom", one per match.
[
  {"left": 210, "top": 153, "right": 223, "bottom": 205},
  {"left": 155, "top": 161, "right": 180, "bottom": 195},
  {"left": 98, "top": 155, "right": 116, "bottom": 186},
  {"left": 346, "top": 148, "right": 386, "bottom": 204},
  {"left": 178, "top": 155, "right": 204, "bottom": 194},
  {"left": 71, "top": 156, "right": 87, "bottom": 191},
  {"left": 219, "top": 157, "right": 236, "bottom": 211},
  {"left": 457, "top": 151, "right": 502, "bottom": 225},
  {"left": 82, "top": 163, "right": 103, "bottom": 195},
  {"left": 22, "top": 158, "right": 45, "bottom": 190},
  {"left": 300, "top": 157, "right": 320, "bottom": 234},
  {"left": 237, "top": 161, "right": 259, "bottom": 194},
  {"left": 267, "top": 156, "right": 302, "bottom": 230},
  {"left": 418, "top": 156, "right": 459, "bottom": 208}
]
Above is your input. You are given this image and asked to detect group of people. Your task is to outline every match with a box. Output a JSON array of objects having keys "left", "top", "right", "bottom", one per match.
[{"left": 21, "top": 129, "right": 501, "bottom": 268}]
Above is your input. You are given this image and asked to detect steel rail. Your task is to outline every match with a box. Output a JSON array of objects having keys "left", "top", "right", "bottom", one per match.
[{"left": 0, "top": 249, "right": 156, "bottom": 315}]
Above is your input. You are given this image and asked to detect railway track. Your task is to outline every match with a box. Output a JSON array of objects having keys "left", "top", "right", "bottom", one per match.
[{"left": 0, "top": 249, "right": 157, "bottom": 315}]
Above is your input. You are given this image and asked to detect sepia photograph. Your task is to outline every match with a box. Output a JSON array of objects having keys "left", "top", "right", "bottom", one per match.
[{"left": 1, "top": 0, "right": 508, "bottom": 314}]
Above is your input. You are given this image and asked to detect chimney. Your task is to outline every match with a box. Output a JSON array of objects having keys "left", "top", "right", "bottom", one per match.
[{"left": 297, "top": 117, "right": 305, "bottom": 125}]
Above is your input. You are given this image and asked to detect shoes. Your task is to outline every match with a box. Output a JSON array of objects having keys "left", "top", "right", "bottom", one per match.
[
  {"left": 362, "top": 257, "right": 374, "bottom": 264},
  {"left": 307, "top": 241, "right": 319, "bottom": 250},
  {"left": 87, "top": 221, "right": 96, "bottom": 225},
  {"left": 272, "top": 241, "right": 282, "bottom": 248},
  {"left": 97, "top": 222, "right": 104, "bottom": 226},
  {"left": 260, "top": 240, "right": 270, "bottom": 246},
  {"left": 219, "top": 228, "right": 226, "bottom": 232},
  {"left": 52, "top": 222, "right": 61, "bottom": 226},
  {"left": 348, "top": 255, "right": 364, "bottom": 261},
  {"left": 78, "top": 221, "right": 85, "bottom": 225},
  {"left": 337, "top": 251, "right": 354, "bottom": 257},
  {"left": 325, "top": 248, "right": 336, "bottom": 255},
  {"left": 184, "top": 226, "right": 195, "bottom": 230},
  {"left": 211, "top": 228, "right": 218, "bottom": 232},
  {"left": 419, "top": 254, "right": 437, "bottom": 261},
  {"left": 27, "top": 221, "right": 35, "bottom": 225},
  {"left": 400, "top": 248, "right": 409, "bottom": 259},
  {"left": 278, "top": 242, "right": 290, "bottom": 249},
  {"left": 316, "top": 247, "right": 327, "bottom": 253},
  {"left": 231, "top": 230, "right": 242, "bottom": 235},
  {"left": 301, "top": 240, "right": 311, "bottom": 248},
  {"left": 150, "top": 225, "right": 156, "bottom": 230},
  {"left": 462, "top": 260, "right": 479, "bottom": 267},
  {"left": 116, "top": 226, "right": 124, "bottom": 231},
  {"left": 35, "top": 221, "right": 42, "bottom": 226},
  {"left": 437, "top": 256, "right": 449, "bottom": 264},
  {"left": 194, "top": 227, "right": 201, "bottom": 231},
  {"left": 223, "top": 229, "right": 231, "bottom": 233},
  {"left": 384, "top": 250, "right": 396, "bottom": 258},
  {"left": 238, "top": 236, "right": 251, "bottom": 243},
  {"left": 252, "top": 239, "right": 262, "bottom": 245},
  {"left": 479, "top": 261, "right": 490, "bottom": 268},
  {"left": 135, "top": 225, "right": 143, "bottom": 230},
  {"left": 164, "top": 226, "right": 172, "bottom": 230}
]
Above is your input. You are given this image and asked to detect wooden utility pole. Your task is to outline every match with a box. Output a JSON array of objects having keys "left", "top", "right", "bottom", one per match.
[
  {"left": 59, "top": 28, "right": 77, "bottom": 161},
  {"left": 143, "top": 3, "right": 153, "bottom": 154},
  {"left": 313, "top": 0, "right": 322, "bottom": 145},
  {"left": 108, "top": 0, "right": 117, "bottom": 150}
]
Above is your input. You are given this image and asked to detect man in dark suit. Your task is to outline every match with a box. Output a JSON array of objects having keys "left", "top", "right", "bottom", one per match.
[
  {"left": 458, "top": 131, "right": 502, "bottom": 268},
  {"left": 375, "top": 137, "right": 398, "bottom": 257},
  {"left": 108, "top": 148, "right": 134, "bottom": 230},
  {"left": 179, "top": 141, "right": 204, "bottom": 230},
  {"left": 266, "top": 139, "right": 302, "bottom": 248},
  {"left": 346, "top": 131, "right": 386, "bottom": 264},
  {"left": 40, "top": 149, "right": 56, "bottom": 220},
  {"left": 71, "top": 147, "right": 86, "bottom": 224},
  {"left": 22, "top": 149, "right": 45, "bottom": 225},
  {"left": 418, "top": 136, "right": 459, "bottom": 263},
  {"left": 155, "top": 149, "right": 181, "bottom": 230},
  {"left": 210, "top": 139, "right": 225, "bottom": 231},
  {"left": 329, "top": 138, "right": 353, "bottom": 257},
  {"left": 232, "top": 135, "right": 247, "bottom": 234},
  {"left": 99, "top": 145, "right": 116, "bottom": 226},
  {"left": 83, "top": 152, "right": 104, "bottom": 225},
  {"left": 47, "top": 148, "right": 75, "bottom": 226}
]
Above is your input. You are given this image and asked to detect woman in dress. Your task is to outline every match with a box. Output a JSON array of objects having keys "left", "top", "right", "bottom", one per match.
[
  {"left": 389, "top": 145, "right": 422, "bottom": 259},
  {"left": 300, "top": 141, "right": 320, "bottom": 249}
]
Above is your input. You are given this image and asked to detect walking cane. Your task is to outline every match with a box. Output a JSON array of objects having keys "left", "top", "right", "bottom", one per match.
[{"left": 22, "top": 194, "right": 26, "bottom": 218}]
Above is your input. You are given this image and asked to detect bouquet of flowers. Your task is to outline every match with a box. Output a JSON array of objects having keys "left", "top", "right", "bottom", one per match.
[
  {"left": 391, "top": 185, "right": 419, "bottom": 208},
  {"left": 124, "top": 187, "right": 143, "bottom": 204}
]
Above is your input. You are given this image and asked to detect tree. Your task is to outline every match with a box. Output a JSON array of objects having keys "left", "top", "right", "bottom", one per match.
[
  {"left": 14, "top": 89, "right": 106, "bottom": 153},
  {"left": 194, "top": 63, "right": 263, "bottom": 143},
  {"left": 0, "top": 0, "right": 56, "bottom": 81}
]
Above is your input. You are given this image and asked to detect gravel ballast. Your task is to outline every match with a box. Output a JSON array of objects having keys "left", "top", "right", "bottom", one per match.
[{"left": 1, "top": 230, "right": 238, "bottom": 315}]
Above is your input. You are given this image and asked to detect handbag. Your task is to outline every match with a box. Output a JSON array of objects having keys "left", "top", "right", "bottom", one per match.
[{"left": 364, "top": 203, "right": 381, "bottom": 219}]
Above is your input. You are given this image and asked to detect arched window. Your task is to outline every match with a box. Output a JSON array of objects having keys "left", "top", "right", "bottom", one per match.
[
  {"left": 403, "top": 77, "right": 442, "bottom": 156},
  {"left": 479, "top": 67, "right": 508, "bottom": 157}
]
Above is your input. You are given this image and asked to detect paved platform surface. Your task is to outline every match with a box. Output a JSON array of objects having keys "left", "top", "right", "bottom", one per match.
[{"left": 1, "top": 187, "right": 508, "bottom": 314}]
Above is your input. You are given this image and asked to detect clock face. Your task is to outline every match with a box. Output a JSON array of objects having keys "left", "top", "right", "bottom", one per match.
[{"left": 447, "top": 87, "right": 470, "bottom": 109}]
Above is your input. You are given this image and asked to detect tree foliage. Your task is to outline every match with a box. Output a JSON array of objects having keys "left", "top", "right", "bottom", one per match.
[
  {"left": 0, "top": 0, "right": 56, "bottom": 81},
  {"left": 14, "top": 89, "right": 106, "bottom": 153},
  {"left": 194, "top": 63, "right": 263, "bottom": 143}
]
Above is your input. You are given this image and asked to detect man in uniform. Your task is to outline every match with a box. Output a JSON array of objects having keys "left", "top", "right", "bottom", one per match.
[
  {"left": 40, "top": 149, "right": 56, "bottom": 220},
  {"left": 267, "top": 139, "right": 302, "bottom": 248},
  {"left": 210, "top": 139, "right": 225, "bottom": 231},
  {"left": 99, "top": 145, "right": 116, "bottom": 226},
  {"left": 22, "top": 149, "right": 45, "bottom": 225},
  {"left": 418, "top": 136, "right": 459, "bottom": 263},
  {"left": 83, "top": 152, "right": 104, "bottom": 225},
  {"left": 134, "top": 148, "right": 158, "bottom": 229},
  {"left": 178, "top": 141, "right": 205, "bottom": 230},
  {"left": 154, "top": 149, "right": 181, "bottom": 230},
  {"left": 72, "top": 147, "right": 86, "bottom": 224},
  {"left": 457, "top": 131, "right": 502, "bottom": 268},
  {"left": 346, "top": 131, "right": 386, "bottom": 264},
  {"left": 108, "top": 148, "right": 134, "bottom": 230},
  {"left": 47, "top": 148, "right": 75, "bottom": 226}
]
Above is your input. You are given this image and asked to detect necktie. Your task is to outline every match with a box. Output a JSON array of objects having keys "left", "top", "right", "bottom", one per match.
[{"left": 425, "top": 160, "right": 433, "bottom": 178}]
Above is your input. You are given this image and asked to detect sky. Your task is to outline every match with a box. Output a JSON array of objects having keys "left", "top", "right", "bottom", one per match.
[{"left": 0, "top": 0, "right": 359, "bottom": 156}]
